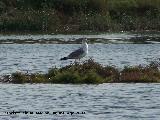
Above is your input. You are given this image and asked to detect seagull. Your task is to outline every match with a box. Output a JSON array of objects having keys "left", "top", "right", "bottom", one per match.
[{"left": 60, "top": 39, "right": 88, "bottom": 61}]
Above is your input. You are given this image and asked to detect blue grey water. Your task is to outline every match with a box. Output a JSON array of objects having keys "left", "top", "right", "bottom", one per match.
[
  {"left": 0, "top": 33, "right": 160, "bottom": 75},
  {"left": 0, "top": 33, "right": 160, "bottom": 120},
  {"left": 0, "top": 84, "right": 160, "bottom": 120}
]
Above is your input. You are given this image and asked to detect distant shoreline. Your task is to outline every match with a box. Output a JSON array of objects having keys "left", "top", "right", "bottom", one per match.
[
  {"left": 0, "top": 30, "right": 159, "bottom": 36},
  {"left": 0, "top": 0, "right": 160, "bottom": 34}
]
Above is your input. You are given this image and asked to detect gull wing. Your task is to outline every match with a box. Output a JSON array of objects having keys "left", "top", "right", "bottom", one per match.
[{"left": 68, "top": 47, "right": 84, "bottom": 59}]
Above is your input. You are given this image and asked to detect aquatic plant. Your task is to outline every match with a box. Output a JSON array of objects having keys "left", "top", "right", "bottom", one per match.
[
  {"left": 119, "top": 64, "right": 160, "bottom": 83},
  {"left": 51, "top": 71, "right": 81, "bottom": 84},
  {"left": 11, "top": 72, "right": 48, "bottom": 84},
  {"left": 2, "top": 59, "right": 160, "bottom": 84},
  {"left": 29, "top": 73, "right": 48, "bottom": 83},
  {"left": 82, "top": 70, "right": 103, "bottom": 84},
  {"left": 11, "top": 72, "right": 28, "bottom": 84},
  {"left": 47, "top": 59, "right": 113, "bottom": 84}
]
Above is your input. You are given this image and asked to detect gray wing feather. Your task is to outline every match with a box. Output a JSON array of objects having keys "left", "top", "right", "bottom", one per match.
[{"left": 68, "top": 47, "right": 84, "bottom": 59}]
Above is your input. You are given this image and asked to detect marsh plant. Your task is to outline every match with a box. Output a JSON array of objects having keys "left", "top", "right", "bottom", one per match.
[{"left": 1, "top": 59, "right": 159, "bottom": 84}]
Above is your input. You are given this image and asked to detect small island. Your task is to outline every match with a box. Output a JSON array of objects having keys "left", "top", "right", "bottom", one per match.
[{"left": 1, "top": 59, "right": 160, "bottom": 84}]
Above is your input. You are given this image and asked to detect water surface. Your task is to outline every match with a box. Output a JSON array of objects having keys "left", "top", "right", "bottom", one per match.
[
  {"left": 0, "top": 32, "right": 160, "bottom": 75},
  {"left": 0, "top": 33, "right": 160, "bottom": 120},
  {"left": 0, "top": 32, "right": 160, "bottom": 44},
  {"left": 0, "top": 84, "right": 160, "bottom": 120}
]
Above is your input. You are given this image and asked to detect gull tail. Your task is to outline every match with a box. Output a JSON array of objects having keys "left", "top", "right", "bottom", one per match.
[{"left": 60, "top": 57, "right": 68, "bottom": 60}]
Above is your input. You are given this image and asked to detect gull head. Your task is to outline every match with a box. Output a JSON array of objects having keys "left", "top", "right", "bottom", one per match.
[
  {"left": 81, "top": 38, "right": 88, "bottom": 54},
  {"left": 82, "top": 38, "right": 87, "bottom": 44}
]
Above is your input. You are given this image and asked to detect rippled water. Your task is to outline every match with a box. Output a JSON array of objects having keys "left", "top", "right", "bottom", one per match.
[
  {"left": 0, "top": 32, "right": 160, "bottom": 44},
  {"left": 0, "top": 32, "right": 160, "bottom": 75},
  {"left": 0, "top": 33, "right": 160, "bottom": 120},
  {"left": 0, "top": 84, "right": 160, "bottom": 120},
  {"left": 0, "top": 44, "right": 160, "bottom": 75}
]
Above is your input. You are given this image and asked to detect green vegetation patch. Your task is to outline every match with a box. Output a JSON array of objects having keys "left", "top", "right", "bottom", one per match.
[
  {"left": 0, "top": 0, "right": 160, "bottom": 33},
  {"left": 1, "top": 59, "right": 160, "bottom": 84}
]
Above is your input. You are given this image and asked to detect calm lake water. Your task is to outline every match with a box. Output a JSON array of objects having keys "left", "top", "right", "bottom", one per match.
[
  {"left": 0, "top": 32, "right": 160, "bottom": 75},
  {"left": 0, "top": 84, "right": 160, "bottom": 120}
]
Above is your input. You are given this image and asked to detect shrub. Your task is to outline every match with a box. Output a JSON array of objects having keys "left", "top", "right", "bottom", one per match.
[
  {"left": 51, "top": 71, "right": 81, "bottom": 84},
  {"left": 30, "top": 74, "right": 48, "bottom": 83},
  {"left": 119, "top": 65, "right": 160, "bottom": 83},
  {"left": 3, "top": 59, "right": 160, "bottom": 84},
  {"left": 11, "top": 72, "right": 28, "bottom": 84},
  {"left": 82, "top": 70, "right": 103, "bottom": 84},
  {"left": 79, "top": 14, "right": 111, "bottom": 31}
]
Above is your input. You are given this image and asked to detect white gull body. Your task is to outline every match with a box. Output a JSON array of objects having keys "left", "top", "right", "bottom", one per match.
[{"left": 60, "top": 39, "right": 88, "bottom": 60}]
